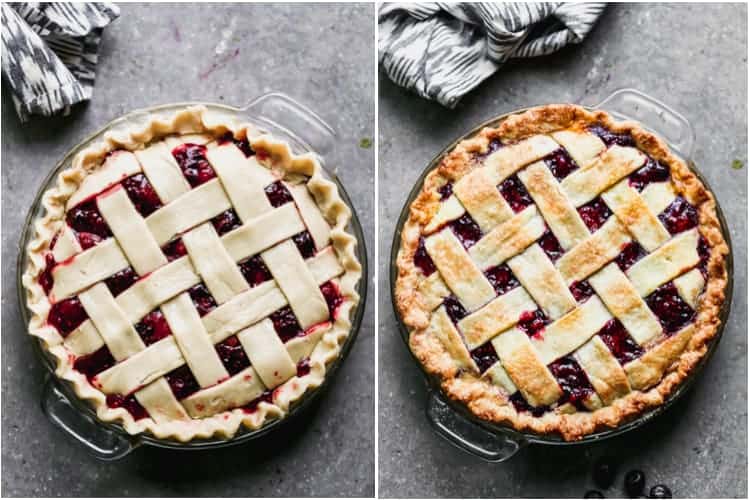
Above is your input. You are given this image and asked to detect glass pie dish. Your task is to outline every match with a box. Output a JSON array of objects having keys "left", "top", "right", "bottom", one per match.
[
  {"left": 16, "top": 93, "right": 368, "bottom": 460},
  {"left": 389, "top": 88, "right": 733, "bottom": 462}
]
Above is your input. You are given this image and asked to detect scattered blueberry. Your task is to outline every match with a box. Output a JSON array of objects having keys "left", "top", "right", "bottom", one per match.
[
  {"left": 649, "top": 485, "right": 672, "bottom": 499},
  {"left": 625, "top": 470, "right": 646, "bottom": 498}
]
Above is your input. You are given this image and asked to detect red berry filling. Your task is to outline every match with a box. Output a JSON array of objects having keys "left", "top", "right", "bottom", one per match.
[
  {"left": 244, "top": 390, "right": 274, "bottom": 413},
  {"left": 438, "top": 183, "right": 453, "bottom": 201},
  {"left": 569, "top": 280, "right": 594, "bottom": 302},
  {"left": 320, "top": 281, "right": 344, "bottom": 318},
  {"left": 219, "top": 132, "right": 255, "bottom": 157},
  {"left": 134, "top": 310, "right": 172, "bottom": 345},
  {"left": 544, "top": 148, "right": 579, "bottom": 180},
  {"left": 73, "top": 346, "right": 115, "bottom": 380},
  {"left": 597, "top": 319, "right": 643, "bottom": 364},
  {"left": 39, "top": 253, "right": 56, "bottom": 295},
  {"left": 172, "top": 143, "right": 216, "bottom": 187},
  {"left": 238, "top": 254, "right": 272, "bottom": 287},
  {"left": 215, "top": 335, "right": 250, "bottom": 375},
  {"left": 188, "top": 283, "right": 217, "bottom": 317},
  {"left": 484, "top": 263, "right": 519, "bottom": 296},
  {"left": 104, "top": 266, "right": 139, "bottom": 297},
  {"left": 509, "top": 392, "right": 549, "bottom": 417},
  {"left": 162, "top": 238, "right": 187, "bottom": 261},
  {"left": 449, "top": 213, "right": 483, "bottom": 249},
  {"left": 297, "top": 357, "right": 311, "bottom": 377},
  {"left": 67, "top": 199, "right": 111, "bottom": 241},
  {"left": 166, "top": 365, "right": 201, "bottom": 399},
  {"left": 413, "top": 236, "right": 436, "bottom": 276},
  {"left": 658, "top": 196, "right": 698, "bottom": 235},
  {"left": 211, "top": 209, "right": 242, "bottom": 236},
  {"left": 77, "top": 232, "right": 103, "bottom": 250},
  {"left": 517, "top": 309, "right": 549, "bottom": 338},
  {"left": 122, "top": 174, "right": 162, "bottom": 217},
  {"left": 476, "top": 138, "right": 504, "bottom": 160},
  {"left": 578, "top": 197, "right": 612, "bottom": 232},
  {"left": 270, "top": 306, "right": 303, "bottom": 342},
  {"left": 292, "top": 230, "right": 316, "bottom": 259},
  {"left": 470, "top": 342, "right": 499, "bottom": 373},
  {"left": 549, "top": 356, "right": 595, "bottom": 410},
  {"left": 499, "top": 175, "right": 533, "bottom": 213},
  {"left": 265, "top": 180, "right": 294, "bottom": 207},
  {"left": 48, "top": 297, "right": 88, "bottom": 336},
  {"left": 629, "top": 157, "right": 669, "bottom": 191},
  {"left": 588, "top": 124, "right": 636, "bottom": 148},
  {"left": 615, "top": 241, "right": 647, "bottom": 271},
  {"left": 538, "top": 229, "right": 565, "bottom": 262},
  {"left": 442, "top": 295, "right": 468, "bottom": 325},
  {"left": 106, "top": 394, "right": 148, "bottom": 420},
  {"left": 646, "top": 282, "right": 695, "bottom": 334},
  {"left": 698, "top": 235, "right": 710, "bottom": 277}
]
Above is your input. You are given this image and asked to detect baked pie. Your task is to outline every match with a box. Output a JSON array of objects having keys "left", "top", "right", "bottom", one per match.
[
  {"left": 395, "top": 104, "right": 729, "bottom": 440},
  {"left": 23, "top": 106, "right": 362, "bottom": 441}
]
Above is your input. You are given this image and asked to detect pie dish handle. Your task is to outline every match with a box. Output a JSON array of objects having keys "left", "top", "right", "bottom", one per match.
[
  {"left": 426, "top": 392, "right": 526, "bottom": 462},
  {"left": 594, "top": 88, "right": 695, "bottom": 160},
  {"left": 41, "top": 377, "right": 136, "bottom": 461}
]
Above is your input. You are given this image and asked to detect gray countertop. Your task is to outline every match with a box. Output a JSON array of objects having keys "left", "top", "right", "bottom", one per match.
[
  {"left": 379, "top": 3, "right": 747, "bottom": 498},
  {"left": 1, "top": 4, "right": 374, "bottom": 497}
]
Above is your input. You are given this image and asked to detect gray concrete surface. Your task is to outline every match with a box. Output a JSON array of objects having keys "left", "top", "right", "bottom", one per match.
[
  {"left": 2, "top": 4, "right": 374, "bottom": 497},
  {"left": 379, "top": 4, "right": 747, "bottom": 498}
]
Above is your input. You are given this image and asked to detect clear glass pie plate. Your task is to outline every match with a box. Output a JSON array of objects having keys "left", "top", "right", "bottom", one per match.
[
  {"left": 16, "top": 93, "right": 368, "bottom": 460},
  {"left": 388, "top": 88, "right": 734, "bottom": 462}
]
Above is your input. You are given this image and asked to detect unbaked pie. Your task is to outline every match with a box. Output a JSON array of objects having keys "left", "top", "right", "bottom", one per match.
[
  {"left": 23, "top": 106, "right": 362, "bottom": 441},
  {"left": 395, "top": 104, "right": 728, "bottom": 440}
]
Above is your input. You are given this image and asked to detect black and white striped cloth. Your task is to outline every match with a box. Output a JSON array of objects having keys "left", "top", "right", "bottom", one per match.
[
  {"left": 379, "top": 3, "right": 606, "bottom": 108},
  {"left": 1, "top": 2, "right": 119, "bottom": 122}
]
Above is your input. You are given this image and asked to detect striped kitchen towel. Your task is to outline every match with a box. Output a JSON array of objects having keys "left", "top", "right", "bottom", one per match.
[
  {"left": 1, "top": 2, "right": 120, "bottom": 122},
  {"left": 379, "top": 3, "right": 606, "bottom": 108}
]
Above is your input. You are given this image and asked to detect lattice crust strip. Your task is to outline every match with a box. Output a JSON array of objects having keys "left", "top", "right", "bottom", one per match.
[
  {"left": 23, "top": 106, "right": 362, "bottom": 442},
  {"left": 410, "top": 125, "right": 717, "bottom": 421}
]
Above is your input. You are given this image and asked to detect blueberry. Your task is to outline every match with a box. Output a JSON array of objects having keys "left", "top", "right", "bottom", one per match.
[
  {"left": 624, "top": 470, "right": 646, "bottom": 498},
  {"left": 649, "top": 485, "right": 672, "bottom": 499},
  {"left": 585, "top": 490, "right": 605, "bottom": 498},
  {"left": 593, "top": 459, "right": 616, "bottom": 489}
]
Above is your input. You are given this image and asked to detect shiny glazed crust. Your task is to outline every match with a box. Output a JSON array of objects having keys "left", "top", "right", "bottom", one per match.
[
  {"left": 395, "top": 104, "right": 729, "bottom": 441},
  {"left": 23, "top": 105, "right": 362, "bottom": 442}
]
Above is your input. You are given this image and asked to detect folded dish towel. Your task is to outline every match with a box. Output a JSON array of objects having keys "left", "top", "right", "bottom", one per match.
[
  {"left": 1, "top": 2, "right": 120, "bottom": 122},
  {"left": 379, "top": 2, "right": 606, "bottom": 108}
]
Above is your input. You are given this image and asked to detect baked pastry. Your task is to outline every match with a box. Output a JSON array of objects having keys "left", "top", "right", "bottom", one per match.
[
  {"left": 23, "top": 106, "right": 361, "bottom": 442},
  {"left": 395, "top": 104, "right": 728, "bottom": 441}
]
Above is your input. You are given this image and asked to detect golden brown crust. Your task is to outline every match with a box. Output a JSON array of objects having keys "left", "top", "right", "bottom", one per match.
[{"left": 395, "top": 104, "right": 729, "bottom": 441}]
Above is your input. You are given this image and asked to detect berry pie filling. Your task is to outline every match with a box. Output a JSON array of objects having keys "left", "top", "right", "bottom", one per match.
[
  {"left": 166, "top": 365, "right": 201, "bottom": 400},
  {"left": 106, "top": 393, "right": 149, "bottom": 420},
  {"left": 270, "top": 306, "right": 304, "bottom": 342},
  {"left": 448, "top": 213, "right": 483, "bottom": 249},
  {"left": 499, "top": 174, "right": 533, "bottom": 213},
  {"left": 188, "top": 283, "right": 218, "bottom": 317},
  {"left": 597, "top": 319, "right": 644, "bottom": 364},
  {"left": 219, "top": 132, "right": 255, "bottom": 157},
  {"left": 171, "top": 143, "right": 216, "bottom": 187},
  {"left": 162, "top": 237, "right": 187, "bottom": 261},
  {"left": 538, "top": 228, "right": 565, "bottom": 262},
  {"left": 588, "top": 124, "right": 636, "bottom": 148},
  {"left": 544, "top": 148, "right": 580, "bottom": 180},
  {"left": 413, "top": 236, "right": 437, "bottom": 276},
  {"left": 238, "top": 254, "right": 272, "bottom": 287},
  {"left": 292, "top": 230, "right": 317, "bottom": 259},
  {"left": 104, "top": 266, "right": 139, "bottom": 297},
  {"left": 243, "top": 390, "right": 274, "bottom": 413},
  {"left": 569, "top": 280, "right": 595, "bottom": 303},
  {"left": 548, "top": 356, "right": 596, "bottom": 410},
  {"left": 438, "top": 182, "right": 453, "bottom": 201},
  {"left": 646, "top": 282, "right": 696, "bottom": 334},
  {"left": 211, "top": 209, "right": 242, "bottom": 236},
  {"left": 39, "top": 253, "right": 56, "bottom": 295},
  {"left": 484, "top": 263, "right": 519, "bottom": 296},
  {"left": 442, "top": 295, "right": 469, "bottom": 324},
  {"left": 66, "top": 199, "right": 111, "bottom": 246},
  {"left": 48, "top": 296, "right": 88, "bottom": 336},
  {"left": 296, "top": 357, "right": 312, "bottom": 377},
  {"left": 470, "top": 342, "right": 499, "bottom": 373},
  {"left": 509, "top": 392, "right": 549, "bottom": 417},
  {"left": 320, "top": 280, "right": 344, "bottom": 318},
  {"left": 516, "top": 309, "right": 550, "bottom": 338},
  {"left": 658, "top": 196, "right": 698, "bottom": 235},
  {"left": 264, "top": 180, "right": 294, "bottom": 207},
  {"left": 629, "top": 157, "right": 670, "bottom": 191},
  {"left": 134, "top": 309, "right": 172, "bottom": 346},
  {"left": 121, "top": 173, "right": 162, "bottom": 216},
  {"left": 615, "top": 241, "right": 648, "bottom": 271},
  {"left": 577, "top": 197, "right": 612, "bottom": 233},
  {"left": 215, "top": 335, "right": 251, "bottom": 375},
  {"left": 73, "top": 346, "right": 116, "bottom": 381}
]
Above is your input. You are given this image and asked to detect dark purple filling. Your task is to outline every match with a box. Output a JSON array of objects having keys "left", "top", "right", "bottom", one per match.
[
  {"left": 499, "top": 175, "right": 533, "bottom": 213},
  {"left": 297, "top": 357, "right": 311, "bottom": 377},
  {"left": 538, "top": 229, "right": 565, "bottom": 262},
  {"left": 265, "top": 180, "right": 294, "bottom": 207},
  {"left": 615, "top": 241, "right": 647, "bottom": 271},
  {"left": 106, "top": 394, "right": 149, "bottom": 420},
  {"left": 320, "top": 281, "right": 343, "bottom": 318},
  {"left": 509, "top": 392, "right": 548, "bottom": 417},
  {"left": 646, "top": 282, "right": 695, "bottom": 334},
  {"left": 292, "top": 231, "right": 316, "bottom": 259},
  {"left": 212, "top": 209, "right": 242, "bottom": 236},
  {"left": 544, "top": 148, "right": 579, "bottom": 180},
  {"left": 438, "top": 183, "right": 453, "bottom": 201},
  {"left": 270, "top": 306, "right": 303, "bottom": 342},
  {"left": 698, "top": 235, "right": 710, "bottom": 277},
  {"left": 413, "top": 236, "right": 436, "bottom": 276},
  {"left": 40, "top": 253, "right": 56, "bottom": 295},
  {"left": 188, "top": 283, "right": 217, "bottom": 317},
  {"left": 77, "top": 232, "right": 103, "bottom": 250},
  {"left": 449, "top": 214, "right": 483, "bottom": 249},
  {"left": 470, "top": 342, "right": 499, "bottom": 373},
  {"left": 73, "top": 346, "right": 115, "bottom": 381},
  {"left": 122, "top": 174, "right": 163, "bottom": 217},
  {"left": 484, "top": 263, "right": 519, "bottom": 296},
  {"left": 238, "top": 254, "right": 272, "bottom": 287},
  {"left": 597, "top": 319, "right": 643, "bottom": 364},
  {"left": 166, "top": 365, "right": 201, "bottom": 400},
  {"left": 67, "top": 199, "right": 111, "bottom": 241},
  {"left": 570, "top": 280, "right": 595, "bottom": 302},
  {"left": 162, "top": 238, "right": 187, "bottom": 261},
  {"left": 220, "top": 132, "right": 255, "bottom": 157},
  {"left": 578, "top": 197, "right": 612, "bottom": 232},
  {"left": 629, "top": 157, "right": 669, "bottom": 191},
  {"left": 588, "top": 124, "right": 635, "bottom": 148},
  {"left": 172, "top": 143, "right": 216, "bottom": 187},
  {"left": 486, "top": 138, "right": 503, "bottom": 155},
  {"left": 658, "top": 196, "right": 698, "bottom": 235},
  {"left": 48, "top": 297, "right": 88, "bottom": 336},
  {"left": 548, "top": 356, "right": 595, "bottom": 410},
  {"left": 442, "top": 295, "right": 468, "bottom": 324},
  {"left": 134, "top": 310, "right": 172, "bottom": 346},
  {"left": 244, "top": 390, "right": 274, "bottom": 413},
  {"left": 215, "top": 335, "right": 251, "bottom": 375},
  {"left": 516, "top": 309, "right": 549, "bottom": 338},
  {"left": 104, "top": 267, "right": 139, "bottom": 297}
]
